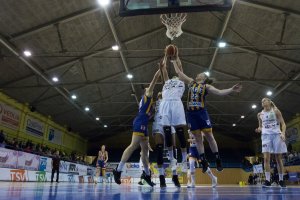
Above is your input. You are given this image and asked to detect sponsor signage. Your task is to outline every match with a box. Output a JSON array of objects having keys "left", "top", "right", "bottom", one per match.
[
  {"left": 48, "top": 127, "right": 62, "bottom": 145},
  {"left": 25, "top": 115, "right": 45, "bottom": 137},
  {"left": 0, "top": 148, "right": 18, "bottom": 168},
  {"left": 0, "top": 102, "right": 20, "bottom": 130}
]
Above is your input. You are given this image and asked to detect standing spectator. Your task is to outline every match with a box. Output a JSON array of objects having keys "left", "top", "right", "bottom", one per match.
[
  {"left": 284, "top": 170, "right": 289, "bottom": 181},
  {"left": 248, "top": 174, "right": 254, "bottom": 185},
  {"left": 0, "top": 130, "right": 5, "bottom": 148},
  {"left": 51, "top": 150, "right": 60, "bottom": 183},
  {"left": 11, "top": 138, "right": 18, "bottom": 148}
]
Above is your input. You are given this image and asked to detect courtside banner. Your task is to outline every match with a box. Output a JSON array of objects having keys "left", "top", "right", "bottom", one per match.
[
  {"left": 77, "top": 164, "right": 88, "bottom": 176},
  {"left": 59, "top": 161, "right": 70, "bottom": 173},
  {"left": 28, "top": 170, "right": 48, "bottom": 182},
  {"left": 0, "top": 102, "right": 21, "bottom": 130},
  {"left": 68, "top": 162, "right": 79, "bottom": 175},
  {"left": 253, "top": 164, "right": 264, "bottom": 173},
  {"left": 122, "top": 163, "right": 141, "bottom": 178},
  {"left": 84, "top": 175, "right": 94, "bottom": 183},
  {"left": 0, "top": 147, "right": 18, "bottom": 168},
  {"left": 0, "top": 168, "right": 14, "bottom": 181},
  {"left": 7, "top": 168, "right": 29, "bottom": 182},
  {"left": 25, "top": 115, "right": 45, "bottom": 137},
  {"left": 39, "top": 156, "right": 52, "bottom": 172},
  {"left": 17, "top": 151, "right": 40, "bottom": 171}
]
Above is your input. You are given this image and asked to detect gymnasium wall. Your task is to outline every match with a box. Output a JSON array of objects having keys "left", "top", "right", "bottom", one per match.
[
  {"left": 0, "top": 92, "right": 87, "bottom": 154},
  {"left": 190, "top": 165, "right": 300, "bottom": 185},
  {"left": 193, "top": 168, "right": 251, "bottom": 184}
]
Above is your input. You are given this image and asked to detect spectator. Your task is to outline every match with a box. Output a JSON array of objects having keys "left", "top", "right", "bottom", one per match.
[
  {"left": 253, "top": 174, "right": 258, "bottom": 185},
  {"left": 288, "top": 151, "right": 294, "bottom": 162},
  {"left": 18, "top": 141, "right": 23, "bottom": 149},
  {"left": 284, "top": 170, "right": 289, "bottom": 181},
  {"left": 248, "top": 174, "right": 254, "bottom": 185},
  {"left": 51, "top": 150, "right": 60, "bottom": 183},
  {"left": 0, "top": 130, "right": 5, "bottom": 148}
]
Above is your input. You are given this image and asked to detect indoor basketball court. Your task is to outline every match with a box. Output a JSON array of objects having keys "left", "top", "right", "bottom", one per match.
[{"left": 0, "top": 0, "right": 300, "bottom": 200}]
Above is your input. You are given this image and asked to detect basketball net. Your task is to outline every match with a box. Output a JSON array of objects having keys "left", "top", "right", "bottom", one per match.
[{"left": 160, "top": 13, "right": 187, "bottom": 40}]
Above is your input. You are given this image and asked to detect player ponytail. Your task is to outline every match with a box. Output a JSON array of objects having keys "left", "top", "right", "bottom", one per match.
[
  {"left": 270, "top": 101, "right": 277, "bottom": 109},
  {"left": 203, "top": 72, "right": 214, "bottom": 84},
  {"left": 204, "top": 78, "right": 214, "bottom": 84}
]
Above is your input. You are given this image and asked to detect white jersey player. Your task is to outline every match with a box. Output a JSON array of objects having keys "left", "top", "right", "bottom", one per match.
[
  {"left": 256, "top": 98, "right": 287, "bottom": 188},
  {"left": 158, "top": 52, "right": 188, "bottom": 188}
]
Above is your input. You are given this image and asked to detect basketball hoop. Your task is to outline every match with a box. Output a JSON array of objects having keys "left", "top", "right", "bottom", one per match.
[{"left": 160, "top": 13, "right": 187, "bottom": 40}]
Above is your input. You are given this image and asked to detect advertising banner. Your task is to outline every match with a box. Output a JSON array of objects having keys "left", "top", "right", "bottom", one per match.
[
  {"left": 0, "top": 102, "right": 21, "bottom": 130},
  {"left": 48, "top": 127, "right": 62, "bottom": 145},
  {"left": 25, "top": 115, "right": 45, "bottom": 137},
  {"left": 39, "top": 156, "right": 52, "bottom": 172},
  {"left": 77, "top": 164, "right": 87, "bottom": 176},
  {"left": 17, "top": 151, "right": 40, "bottom": 171},
  {"left": 10, "top": 169, "right": 28, "bottom": 182},
  {"left": 0, "top": 148, "right": 18, "bottom": 168},
  {"left": 253, "top": 164, "right": 264, "bottom": 174},
  {"left": 122, "top": 163, "right": 141, "bottom": 178},
  {"left": 59, "top": 161, "right": 70, "bottom": 173},
  {"left": 68, "top": 162, "right": 79, "bottom": 175}
]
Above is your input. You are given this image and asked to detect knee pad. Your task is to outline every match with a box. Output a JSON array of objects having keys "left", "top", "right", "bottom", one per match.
[
  {"left": 164, "top": 126, "right": 172, "bottom": 147},
  {"left": 176, "top": 127, "right": 186, "bottom": 148},
  {"left": 189, "top": 160, "right": 195, "bottom": 173},
  {"left": 156, "top": 144, "right": 164, "bottom": 165}
]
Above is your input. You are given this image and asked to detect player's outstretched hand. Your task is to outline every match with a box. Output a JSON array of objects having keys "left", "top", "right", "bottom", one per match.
[{"left": 232, "top": 83, "right": 242, "bottom": 92}]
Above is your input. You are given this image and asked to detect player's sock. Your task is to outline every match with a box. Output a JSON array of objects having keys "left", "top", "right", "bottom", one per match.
[
  {"left": 214, "top": 152, "right": 220, "bottom": 159},
  {"left": 279, "top": 173, "right": 284, "bottom": 181},
  {"left": 182, "top": 151, "right": 187, "bottom": 162},
  {"left": 158, "top": 167, "right": 165, "bottom": 176},
  {"left": 191, "top": 174, "right": 195, "bottom": 185},
  {"left": 172, "top": 169, "right": 177, "bottom": 176},
  {"left": 117, "top": 162, "right": 125, "bottom": 172},
  {"left": 265, "top": 172, "right": 270, "bottom": 182},
  {"left": 206, "top": 167, "right": 214, "bottom": 179},
  {"left": 168, "top": 149, "right": 174, "bottom": 160},
  {"left": 144, "top": 167, "right": 150, "bottom": 176}
]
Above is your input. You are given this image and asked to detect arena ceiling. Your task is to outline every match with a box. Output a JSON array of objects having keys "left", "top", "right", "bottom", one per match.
[{"left": 0, "top": 0, "right": 299, "bottom": 144}]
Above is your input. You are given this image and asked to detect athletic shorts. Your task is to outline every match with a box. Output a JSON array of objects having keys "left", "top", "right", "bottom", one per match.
[
  {"left": 187, "top": 109, "right": 212, "bottom": 132},
  {"left": 158, "top": 100, "right": 186, "bottom": 126},
  {"left": 97, "top": 160, "right": 106, "bottom": 168},
  {"left": 189, "top": 146, "right": 200, "bottom": 160},
  {"left": 133, "top": 114, "right": 149, "bottom": 137},
  {"left": 261, "top": 134, "right": 287, "bottom": 154}
]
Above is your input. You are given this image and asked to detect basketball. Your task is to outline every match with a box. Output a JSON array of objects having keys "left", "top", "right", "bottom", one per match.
[{"left": 165, "top": 44, "right": 178, "bottom": 57}]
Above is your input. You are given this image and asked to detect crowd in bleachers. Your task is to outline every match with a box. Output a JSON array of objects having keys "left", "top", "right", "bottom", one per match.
[
  {"left": 284, "top": 150, "right": 300, "bottom": 165},
  {"left": 0, "top": 130, "right": 88, "bottom": 165}
]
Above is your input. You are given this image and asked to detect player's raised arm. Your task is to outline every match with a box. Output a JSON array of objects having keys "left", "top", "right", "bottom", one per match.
[
  {"left": 171, "top": 59, "right": 193, "bottom": 84},
  {"left": 160, "top": 55, "right": 169, "bottom": 82},
  {"left": 145, "top": 70, "right": 161, "bottom": 97},
  {"left": 206, "top": 83, "right": 242, "bottom": 96}
]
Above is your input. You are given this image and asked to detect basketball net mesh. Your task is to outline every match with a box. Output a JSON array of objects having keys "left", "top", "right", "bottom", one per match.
[{"left": 161, "top": 13, "right": 187, "bottom": 40}]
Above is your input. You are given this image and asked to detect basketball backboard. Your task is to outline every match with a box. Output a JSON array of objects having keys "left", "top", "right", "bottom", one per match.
[{"left": 119, "top": 0, "right": 232, "bottom": 16}]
